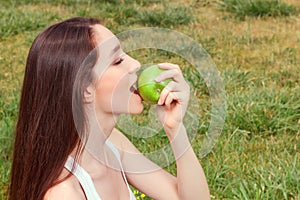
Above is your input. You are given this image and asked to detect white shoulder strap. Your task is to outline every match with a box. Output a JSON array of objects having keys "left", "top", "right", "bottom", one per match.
[
  {"left": 105, "top": 140, "right": 136, "bottom": 200},
  {"left": 64, "top": 156, "right": 102, "bottom": 200}
]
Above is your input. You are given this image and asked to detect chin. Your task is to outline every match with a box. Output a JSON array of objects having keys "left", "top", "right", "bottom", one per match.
[{"left": 129, "top": 104, "right": 144, "bottom": 114}]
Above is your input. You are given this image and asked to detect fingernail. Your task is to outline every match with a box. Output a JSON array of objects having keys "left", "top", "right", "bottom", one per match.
[
  {"left": 157, "top": 64, "right": 163, "bottom": 68},
  {"left": 157, "top": 99, "right": 162, "bottom": 105}
]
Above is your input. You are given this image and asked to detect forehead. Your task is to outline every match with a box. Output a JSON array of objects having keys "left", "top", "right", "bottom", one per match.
[
  {"left": 93, "top": 24, "right": 116, "bottom": 44},
  {"left": 92, "top": 24, "right": 120, "bottom": 53},
  {"left": 91, "top": 25, "right": 121, "bottom": 76}
]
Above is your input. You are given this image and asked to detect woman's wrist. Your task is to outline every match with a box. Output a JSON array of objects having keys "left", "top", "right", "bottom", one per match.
[
  {"left": 163, "top": 120, "right": 183, "bottom": 137},
  {"left": 164, "top": 123, "right": 191, "bottom": 159}
]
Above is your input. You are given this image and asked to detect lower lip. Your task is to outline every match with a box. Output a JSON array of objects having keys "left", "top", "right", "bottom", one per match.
[
  {"left": 133, "top": 90, "right": 142, "bottom": 101},
  {"left": 130, "top": 85, "right": 143, "bottom": 101},
  {"left": 135, "top": 92, "right": 142, "bottom": 101}
]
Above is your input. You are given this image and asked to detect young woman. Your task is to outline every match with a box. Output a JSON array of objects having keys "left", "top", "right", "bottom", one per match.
[{"left": 9, "top": 17, "right": 210, "bottom": 200}]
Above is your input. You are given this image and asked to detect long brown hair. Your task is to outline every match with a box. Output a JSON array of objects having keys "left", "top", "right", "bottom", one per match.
[{"left": 9, "top": 17, "right": 101, "bottom": 200}]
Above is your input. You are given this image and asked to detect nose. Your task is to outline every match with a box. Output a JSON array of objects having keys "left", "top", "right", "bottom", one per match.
[{"left": 128, "top": 57, "right": 141, "bottom": 74}]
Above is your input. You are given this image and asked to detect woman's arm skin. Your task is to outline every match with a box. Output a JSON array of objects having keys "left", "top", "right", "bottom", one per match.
[
  {"left": 109, "top": 128, "right": 179, "bottom": 199},
  {"left": 165, "top": 123, "right": 210, "bottom": 199},
  {"left": 154, "top": 63, "right": 210, "bottom": 199},
  {"left": 110, "top": 63, "right": 210, "bottom": 200},
  {"left": 110, "top": 127, "right": 210, "bottom": 200}
]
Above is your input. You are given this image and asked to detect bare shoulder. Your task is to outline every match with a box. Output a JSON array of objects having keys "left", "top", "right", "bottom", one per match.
[
  {"left": 109, "top": 128, "right": 139, "bottom": 154},
  {"left": 44, "top": 172, "right": 86, "bottom": 200}
]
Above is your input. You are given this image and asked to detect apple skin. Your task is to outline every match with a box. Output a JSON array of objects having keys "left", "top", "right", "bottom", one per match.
[{"left": 137, "top": 65, "right": 171, "bottom": 104}]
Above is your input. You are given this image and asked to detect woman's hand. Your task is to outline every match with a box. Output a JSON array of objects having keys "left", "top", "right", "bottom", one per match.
[{"left": 155, "top": 63, "right": 190, "bottom": 135}]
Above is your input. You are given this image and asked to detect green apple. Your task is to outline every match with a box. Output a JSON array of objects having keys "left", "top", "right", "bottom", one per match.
[{"left": 137, "top": 64, "right": 171, "bottom": 104}]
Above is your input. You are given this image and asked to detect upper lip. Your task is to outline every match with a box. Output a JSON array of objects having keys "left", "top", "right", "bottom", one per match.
[{"left": 130, "top": 78, "right": 138, "bottom": 92}]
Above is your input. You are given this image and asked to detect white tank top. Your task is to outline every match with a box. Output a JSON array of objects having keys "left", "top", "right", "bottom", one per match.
[{"left": 64, "top": 140, "right": 136, "bottom": 200}]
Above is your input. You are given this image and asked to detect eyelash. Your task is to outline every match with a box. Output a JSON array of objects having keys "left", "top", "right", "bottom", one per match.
[{"left": 114, "top": 57, "right": 124, "bottom": 65}]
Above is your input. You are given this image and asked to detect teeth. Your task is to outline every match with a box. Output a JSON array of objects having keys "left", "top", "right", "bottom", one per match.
[
  {"left": 131, "top": 81, "right": 137, "bottom": 90},
  {"left": 130, "top": 80, "right": 139, "bottom": 94},
  {"left": 130, "top": 86, "right": 135, "bottom": 92}
]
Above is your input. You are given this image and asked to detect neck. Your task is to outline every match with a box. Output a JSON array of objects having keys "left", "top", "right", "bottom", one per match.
[
  {"left": 84, "top": 103, "right": 118, "bottom": 144},
  {"left": 72, "top": 104, "right": 120, "bottom": 175}
]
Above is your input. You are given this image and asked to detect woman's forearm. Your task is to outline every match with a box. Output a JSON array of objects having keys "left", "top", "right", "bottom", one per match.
[{"left": 165, "top": 123, "right": 210, "bottom": 200}]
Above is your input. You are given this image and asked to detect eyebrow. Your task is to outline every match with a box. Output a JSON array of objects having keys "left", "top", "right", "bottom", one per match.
[{"left": 110, "top": 44, "right": 121, "bottom": 56}]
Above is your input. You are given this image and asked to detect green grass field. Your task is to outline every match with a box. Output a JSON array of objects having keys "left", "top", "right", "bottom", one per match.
[{"left": 0, "top": 0, "right": 299, "bottom": 199}]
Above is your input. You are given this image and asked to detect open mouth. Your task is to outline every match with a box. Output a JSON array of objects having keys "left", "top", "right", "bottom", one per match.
[{"left": 130, "top": 82, "right": 139, "bottom": 95}]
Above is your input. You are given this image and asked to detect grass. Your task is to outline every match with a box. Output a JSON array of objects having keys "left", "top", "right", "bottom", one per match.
[
  {"left": 218, "top": 0, "right": 299, "bottom": 19},
  {"left": 136, "top": 6, "right": 194, "bottom": 27},
  {"left": 0, "top": 0, "right": 299, "bottom": 199}
]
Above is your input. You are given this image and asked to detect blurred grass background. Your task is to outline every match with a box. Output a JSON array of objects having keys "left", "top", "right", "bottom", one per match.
[{"left": 0, "top": 0, "right": 299, "bottom": 199}]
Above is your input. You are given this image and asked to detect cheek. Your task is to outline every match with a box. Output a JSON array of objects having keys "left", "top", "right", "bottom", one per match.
[
  {"left": 94, "top": 73, "right": 117, "bottom": 109},
  {"left": 94, "top": 71, "right": 130, "bottom": 111},
  {"left": 110, "top": 76, "right": 131, "bottom": 106}
]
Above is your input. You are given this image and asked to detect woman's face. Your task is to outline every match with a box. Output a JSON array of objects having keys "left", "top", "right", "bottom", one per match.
[{"left": 91, "top": 25, "right": 143, "bottom": 115}]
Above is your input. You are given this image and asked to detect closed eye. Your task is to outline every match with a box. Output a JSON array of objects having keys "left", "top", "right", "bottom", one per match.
[
  {"left": 113, "top": 53, "right": 126, "bottom": 65},
  {"left": 114, "top": 57, "right": 124, "bottom": 65}
]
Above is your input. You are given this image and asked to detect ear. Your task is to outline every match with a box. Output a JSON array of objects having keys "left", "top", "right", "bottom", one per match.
[{"left": 83, "top": 84, "right": 95, "bottom": 103}]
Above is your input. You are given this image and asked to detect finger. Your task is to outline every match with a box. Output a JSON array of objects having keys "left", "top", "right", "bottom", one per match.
[
  {"left": 158, "top": 63, "right": 182, "bottom": 77},
  {"left": 165, "top": 92, "right": 178, "bottom": 107},
  {"left": 157, "top": 63, "right": 181, "bottom": 71},
  {"left": 157, "top": 86, "right": 169, "bottom": 105},
  {"left": 164, "top": 81, "right": 180, "bottom": 91},
  {"left": 155, "top": 69, "right": 183, "bottom": 83},
  {"left": 167, "top": 91, "right": 189, "bottom": 105},
  {"left": 157, "top": 81, "right": 177, "bottom": 105}
]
